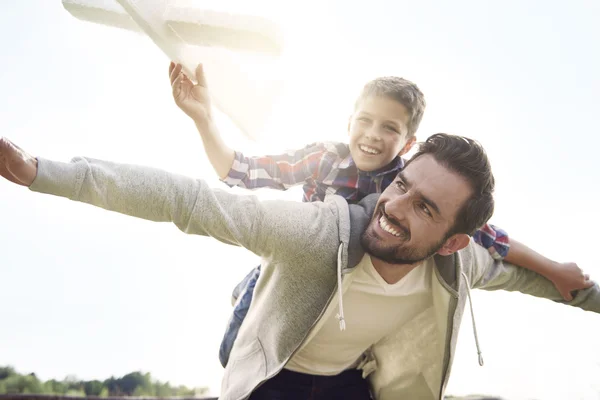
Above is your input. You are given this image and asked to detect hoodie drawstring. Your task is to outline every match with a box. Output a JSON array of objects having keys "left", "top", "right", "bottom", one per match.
[
  {"left": 461, "top": 271, "right": 484, "bottom": 366},
  {"left": 335, "top": 244, "right": 346, "bottom": 331}
]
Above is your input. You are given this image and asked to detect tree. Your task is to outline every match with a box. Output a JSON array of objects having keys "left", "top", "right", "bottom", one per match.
[
  {"left": 103, "top": 377, "right": 119, "bottom": 395},
  {"left": 84, "top": 380, "right": 104, "bottom": 396},
  {"left": 44, "top": 379, "right": 67, "bottom": 394},
  {"left": 2, "top": 374, "right": 44, "bottom": 394},
  {"left": 154, "top": 381, "right": 172, "bottom": 397},
  {"left": 0, "top": 367, "right": 15, "bottom": 381},
  {"left": 0, "top": 366, "right": 208, "bottom": 396},
  {"left": 118, "top": 371, "right": 151, "bottom": 395}
]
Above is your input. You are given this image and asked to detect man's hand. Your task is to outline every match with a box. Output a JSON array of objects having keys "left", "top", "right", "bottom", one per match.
[
  {"left": 549, "top": 261, "right": 594, "bottom": 301},
  {"left": 169, "top": 62, "right": 212, "bottom": 124},
  {"left": 0, "top": 137, "right": 38, "bottom": 187}
]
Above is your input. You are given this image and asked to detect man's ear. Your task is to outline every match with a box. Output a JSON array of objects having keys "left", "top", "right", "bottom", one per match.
[
  {"left": 398, "top": 136, "right": 417, "bottom": 156},
  {"left": 437, "top": 234, "right": 470, "bottom": 256}
]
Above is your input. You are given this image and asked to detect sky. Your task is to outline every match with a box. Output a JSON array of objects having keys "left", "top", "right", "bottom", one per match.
[{"left": 1, "top": 0, "right": 600, "bottom": 399}]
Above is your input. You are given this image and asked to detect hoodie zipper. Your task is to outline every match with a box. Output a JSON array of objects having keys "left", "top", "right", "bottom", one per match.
[
  {"left": 438, "top": 291, "right": 459, "bottom": 399},
  {"left": 279, "top": 244, "right": 347, "bottom": 370},
  {"left": 240, "top": 284, "right": 340, "bottom": 399}
]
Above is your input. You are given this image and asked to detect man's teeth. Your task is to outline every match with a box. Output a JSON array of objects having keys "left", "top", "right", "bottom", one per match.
[
  {"left": 359, "top": 144, "right": 381, "bottom": 155},
  {"left": 379, "top": 215, "right": 401, "bottom": 237}
]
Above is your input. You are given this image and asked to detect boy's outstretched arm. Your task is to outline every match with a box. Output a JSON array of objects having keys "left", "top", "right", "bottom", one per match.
[
  {"left": 466, "top": 241, "right": 600, "bottom": 314},
  {"left": 169, "top": 62, "right": 234, "bottom": 179},
  {"left": 473, "top": 224, "right": 592, "bottom": 300},
  {"left": 503, "top": 238, "right": 592, "bottom": 301}
]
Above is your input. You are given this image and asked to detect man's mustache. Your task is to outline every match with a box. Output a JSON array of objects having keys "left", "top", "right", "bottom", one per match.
[{"left": 378, "top": 204, "right": 410, "bottom": 241}]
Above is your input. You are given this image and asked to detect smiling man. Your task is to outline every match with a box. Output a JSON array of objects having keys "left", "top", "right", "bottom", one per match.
[{"left": 1, "top": 133, "right": 598, "bottom": 400}]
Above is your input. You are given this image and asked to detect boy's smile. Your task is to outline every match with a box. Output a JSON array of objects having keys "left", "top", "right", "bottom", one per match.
[
  {"left": 358, "top": 143, "right": 382, "bottom": 155},
  {"left": 348, "top": 95, "right": 414, "bottom": 172}
]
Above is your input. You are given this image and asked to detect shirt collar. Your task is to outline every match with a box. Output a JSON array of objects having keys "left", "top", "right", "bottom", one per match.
[
  {"left": 366, "top": 156, "right": 405, "bottom": 177},
  {"left": 338, "top": 152, "right": 355, "bottom": 169},
  {"left": 344, "top": 156, "right": 404, "bottom": 177}
]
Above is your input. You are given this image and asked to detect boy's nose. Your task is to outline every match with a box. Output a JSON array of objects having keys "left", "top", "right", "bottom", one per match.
[{"left": 365, "top": 130, "right": 382, "bottom": 142}]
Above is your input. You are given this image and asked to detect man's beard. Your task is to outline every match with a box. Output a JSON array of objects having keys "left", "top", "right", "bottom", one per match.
[{"left": 360, "top": 221, "right": 449, "bottom": 265}]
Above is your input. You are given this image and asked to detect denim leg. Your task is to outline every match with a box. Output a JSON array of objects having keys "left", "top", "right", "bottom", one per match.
[
  {"left": 231, "top": 266, "right": 259, "bottom": 304},
  {"left": 219, "top": 265, "right": 261, "bottom": 367}
]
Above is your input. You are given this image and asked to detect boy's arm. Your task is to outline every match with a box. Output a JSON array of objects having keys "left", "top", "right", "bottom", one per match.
[
  {"left": 472, "top": 224, "right": 592, "bottom": 300},
  {"left": 465, "top": 241, "right": 600, "bottom": 314},
  {"left": 222, "top": 142, "right": 334, "bottom": 191},
  {"left": 503, "top": 239, "right": 592, "bottom": 300},
  {"left": 194, "top": 117, "right": 330, "bottom": 190},
  {"left": 168, "top": 62, "right": 332, "bottom": 190},
  {"left": 28, "top": 156, "right": 337, "bottom": 260},
  {"left": 196, "top": 118, "right": 235, "bottom": 180},
  {"left": 472, "top": 223, "right": 510, "bottom": 261}
]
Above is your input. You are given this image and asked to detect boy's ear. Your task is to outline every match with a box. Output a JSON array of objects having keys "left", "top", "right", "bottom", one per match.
[
  {"left": 347, "top": 115, "right": 353, "bottom": 135},
  {"left": 436, "top": 234, "right": 470, "bottom": 256},
  {"left": 398, "top": 136, "right": 417, "bottom": 156}
]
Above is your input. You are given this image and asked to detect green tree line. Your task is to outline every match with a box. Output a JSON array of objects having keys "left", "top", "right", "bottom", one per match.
[{"left": 0, "top": 366, "right": 208, "bottom": 397}]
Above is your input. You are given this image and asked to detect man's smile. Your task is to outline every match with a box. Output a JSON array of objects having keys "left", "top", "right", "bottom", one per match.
[{"left": 376, "top": 206, "right": 409, "bottom": 240}]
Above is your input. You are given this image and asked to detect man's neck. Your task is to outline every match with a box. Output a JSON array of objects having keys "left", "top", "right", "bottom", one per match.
[{"left": 369, "top": 256, "right": 423, "bottom": 284}]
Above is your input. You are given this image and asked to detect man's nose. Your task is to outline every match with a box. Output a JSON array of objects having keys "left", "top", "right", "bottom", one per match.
[{"left": 384, "top": 195, "right": 409, "bottom": 223}]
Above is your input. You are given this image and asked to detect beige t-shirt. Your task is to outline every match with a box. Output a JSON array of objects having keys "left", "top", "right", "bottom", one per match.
[{"left": 286, "top": 254, "right": 434, "bottom": 375}]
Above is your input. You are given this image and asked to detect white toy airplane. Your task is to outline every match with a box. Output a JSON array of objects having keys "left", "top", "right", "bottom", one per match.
[{"left": 62, "top": 0, "right": 286, "bottom": 140}]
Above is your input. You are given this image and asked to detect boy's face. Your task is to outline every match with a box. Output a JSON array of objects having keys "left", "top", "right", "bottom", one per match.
[{"left": 348, "top": 95, "right": 415, "bottom": 172}]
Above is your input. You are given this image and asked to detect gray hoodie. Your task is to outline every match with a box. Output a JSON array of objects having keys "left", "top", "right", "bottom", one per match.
[{"left": 30, "top": 156, "right": 600, "bottom": 400}]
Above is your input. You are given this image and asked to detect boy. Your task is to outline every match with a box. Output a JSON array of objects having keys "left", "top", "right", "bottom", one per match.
[{"left": 168, "top": 62, "right": 592, "bottom": 367}]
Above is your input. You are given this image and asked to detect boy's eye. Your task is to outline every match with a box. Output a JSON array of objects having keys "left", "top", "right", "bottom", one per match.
[
  {"left": 384, "top": 125, "right": 398, "bottom": 133},
  {"left": 358, "top": 117, "right": 370, "bottom": 123}
]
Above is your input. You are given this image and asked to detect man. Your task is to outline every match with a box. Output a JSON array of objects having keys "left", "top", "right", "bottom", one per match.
[{"left": 0, "top": 134, "right": 598, "bottom": 400}]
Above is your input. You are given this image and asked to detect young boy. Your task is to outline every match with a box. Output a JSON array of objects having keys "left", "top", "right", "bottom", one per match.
[{"left": 168, "top": 62, "right": 592, "bottom": 367}]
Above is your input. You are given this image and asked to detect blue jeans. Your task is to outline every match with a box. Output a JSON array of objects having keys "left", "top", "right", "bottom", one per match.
[
  {"left": 249, "top": 368, "right": 372, "bottom": 400},
  {"left": 219, "top": 265, "right": 261, "bottom": 367}
]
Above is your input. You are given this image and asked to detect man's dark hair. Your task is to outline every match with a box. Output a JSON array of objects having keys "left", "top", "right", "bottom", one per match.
[
  {"left": 355, "top": 76, "right": 426, "bottom": 138},
  {"left": 405, "top": 133, "right": 495, "bottom": 235}
]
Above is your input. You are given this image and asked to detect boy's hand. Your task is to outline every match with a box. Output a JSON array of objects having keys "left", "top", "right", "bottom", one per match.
[
  {"left": 168, "top": 62, "right": 235, "bottom": 180},
  {"left": 0, "top": 137, "right": 38, "bottom": 187},
  {"left": 169, "top": 62, "right": 212, "bottom": 124},
  {"left": 549, "top": 261, "right": 594, "bottom": 301}
]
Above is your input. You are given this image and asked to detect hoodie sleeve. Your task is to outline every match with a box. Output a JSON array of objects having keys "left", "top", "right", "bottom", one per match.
[
  {"left": 465, "top": 241, "right": 600, "bottom": 314},
  {"left": 29, "top": 156, "right": 339, "bottom": 261}
]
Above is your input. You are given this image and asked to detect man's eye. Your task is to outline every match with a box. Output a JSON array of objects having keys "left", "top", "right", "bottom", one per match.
[
  {"left": 420, "top": 203, "right": 432, "bottom": 216},
  {"left": 396, "top": 181, "right": 406, "bottom": 191}
]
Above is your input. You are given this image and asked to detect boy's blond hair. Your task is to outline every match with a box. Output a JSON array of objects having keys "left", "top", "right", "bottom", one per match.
[{"left": 355, "top": 77, "right": 426, "bottom": 138}]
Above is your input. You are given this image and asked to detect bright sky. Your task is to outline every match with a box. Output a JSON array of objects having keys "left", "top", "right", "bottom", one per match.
[{"left": 1, "top": 1, "right": 600, "bottom": 399}]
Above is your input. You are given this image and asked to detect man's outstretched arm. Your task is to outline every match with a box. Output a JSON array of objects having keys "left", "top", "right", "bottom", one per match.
[{"left": 0, "top": 137, "right": 338, "bottom": 260}]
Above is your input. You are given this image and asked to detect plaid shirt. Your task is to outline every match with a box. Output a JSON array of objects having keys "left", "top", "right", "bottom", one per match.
[{"left": 223, "top": 141, "right": 509, "bottom": 259}]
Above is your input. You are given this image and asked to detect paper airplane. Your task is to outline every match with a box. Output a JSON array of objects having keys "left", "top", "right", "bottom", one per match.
[{"left": 62, "top": 0, "right": 286, "bottom": 140}]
